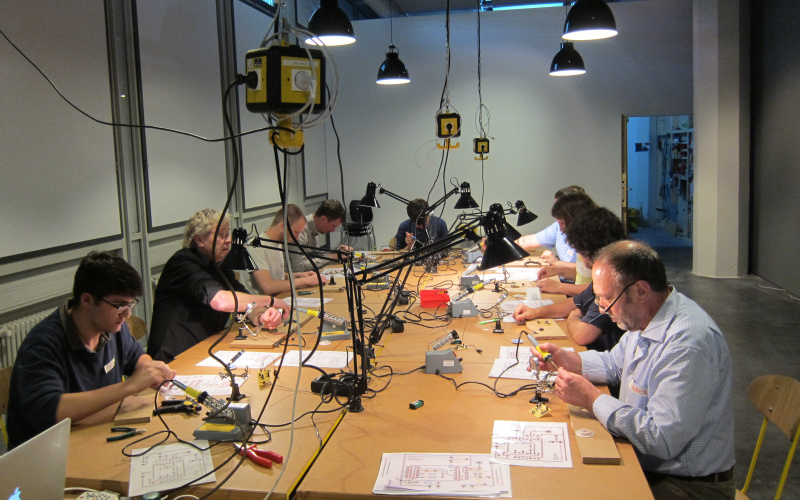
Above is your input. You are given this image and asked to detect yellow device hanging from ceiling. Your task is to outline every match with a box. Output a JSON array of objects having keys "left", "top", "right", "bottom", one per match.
[{"left": 245, "top": 45, "right": 326, "bottom": 148}]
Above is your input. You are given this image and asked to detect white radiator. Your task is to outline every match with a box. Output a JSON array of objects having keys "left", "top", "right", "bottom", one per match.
[{"left": 0, "top": 309, "right": 52, "bottom": 369}]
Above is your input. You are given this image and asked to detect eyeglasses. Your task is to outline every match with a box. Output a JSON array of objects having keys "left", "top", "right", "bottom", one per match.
[
  {"left": 594, "top": 282, "right": 635, "bottom": 314},
  {"left": 98, "top": 297, "right": 139, "bottom": 311}
]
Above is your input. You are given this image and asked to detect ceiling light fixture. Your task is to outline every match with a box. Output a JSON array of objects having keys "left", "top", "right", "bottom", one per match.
[
  {"left": 549, "top": 41, "right": 586, "bottom": 76},
  {"left": 377, "top": 1, "right": 410, "bottom": 85},
  {"left": 562, "top": 0, "right": 617, "bottom": 41},
  {"left": 306, "top": 0, "right": 356, "bottom": 46}
]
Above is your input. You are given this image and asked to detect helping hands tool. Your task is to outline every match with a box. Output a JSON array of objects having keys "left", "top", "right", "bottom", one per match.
[
  {"left": 107, "top": 427, "right": 146, "bottom": 442},
  {"left": 233, "top": 443, "right": 284, "bottom": 468}
]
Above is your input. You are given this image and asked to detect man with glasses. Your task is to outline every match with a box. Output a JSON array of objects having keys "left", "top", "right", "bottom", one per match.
[
  {"left": 532, "top": 241, "right": 735, "bottom": 499},
  {"left": 6, "top": 251, "right": 177, "bottom": 449}
]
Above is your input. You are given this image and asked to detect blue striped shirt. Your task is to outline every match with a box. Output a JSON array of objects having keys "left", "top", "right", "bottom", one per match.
[{"left": 580, "top": 288, "right": 735, "bottom": 476}]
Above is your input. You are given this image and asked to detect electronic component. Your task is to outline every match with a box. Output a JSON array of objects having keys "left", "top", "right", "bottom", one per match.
[
  {"left": 451, "top": 281, "right": 484, "bottom": 302},
  {"left": 245, "top": 45, "right": 326, "bottom": 115},
  {"left": 409, "top": 400, "right": 424, "bottom": 410},
  {"left": 462, "top": 246, "right": 483, "bottom": 265}
]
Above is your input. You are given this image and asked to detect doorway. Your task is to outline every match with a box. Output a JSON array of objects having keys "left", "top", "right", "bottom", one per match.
[{"left": 623, "top": 115, "right": 694, "bottom": 249}]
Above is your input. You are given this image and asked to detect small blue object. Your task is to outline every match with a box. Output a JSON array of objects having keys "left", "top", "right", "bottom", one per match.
[{"left": 511, "top": 339, "right": 523, "bottom": 344}]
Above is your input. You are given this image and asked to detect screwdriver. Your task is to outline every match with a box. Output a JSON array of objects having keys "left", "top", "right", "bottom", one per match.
[{"left": 525, "top": 332, "right": 559, "bottom": 371}]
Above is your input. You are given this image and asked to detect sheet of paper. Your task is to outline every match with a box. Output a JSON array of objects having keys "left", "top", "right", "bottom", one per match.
[
  {"left": 128, "top": 440, "right": 215, "bottom": 497},
  {"left": 499, "top": 299, "right": 554, "bottom": 314},
  {"left": 372, "top": 453, "right": 511, "bottom": 497},
  {"left": 196, "top": 351, "right": 281, "bottom": 369},
  {"left": 491, "top": 420, "right": 573, "bottom": 468},
  {"left": 279, "top": 350, "right": 353, "bottom": 368},
  {"left": 163, "top": 374, "right": 249, "bottom": 397},
  {"left": 288, "top": 297, "right": 334, "bottom": 308}
]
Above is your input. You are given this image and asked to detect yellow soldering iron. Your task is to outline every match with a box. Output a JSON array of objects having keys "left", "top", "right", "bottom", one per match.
[{"left": 525, "top": 332, "right": 559, "bottom": 371}]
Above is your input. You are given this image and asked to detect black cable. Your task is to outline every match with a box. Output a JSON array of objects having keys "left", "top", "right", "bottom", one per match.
[{"left": 0, "top": 27, "right": 294, "bottom": 143}]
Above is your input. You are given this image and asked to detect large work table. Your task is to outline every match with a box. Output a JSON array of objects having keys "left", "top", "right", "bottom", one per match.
[{"left": 64, "top": 252, "right": 652, "bottom": 499}]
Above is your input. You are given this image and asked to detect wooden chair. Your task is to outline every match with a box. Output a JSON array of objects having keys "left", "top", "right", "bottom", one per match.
[
  {"left": 737, "top": 375, "right": 800, "bottom": 500},
  {"left": 0, "top": 365, "right": 12, "bottom": 446},
  {"left": 125, "top": 315, "right": 147, "bottom": 342}
]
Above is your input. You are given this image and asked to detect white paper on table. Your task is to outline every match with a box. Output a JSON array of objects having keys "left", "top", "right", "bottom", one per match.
[
  {"left": 500, "top": 299, "right": 554, "bottom": 314},
  {"left": 491, "top": 420, "right": 572, "bottom": 468},
  {"left": 289, "top": 297, "right": 334, "bottom": 308},
  {"left": 163, "top": 374, "right": 248, "bottom": 397},
  {"left": 196, "top": 351, "right": 281, "bottom": 369},
  {"left": 372, "top": 452, "right": 511, "bottom": 497},
  {"left": 279, "top": 350, "right": 353, "bottom": 368},
  {"left": 128, "top": 440, "right": 215, "bottom": 497}
]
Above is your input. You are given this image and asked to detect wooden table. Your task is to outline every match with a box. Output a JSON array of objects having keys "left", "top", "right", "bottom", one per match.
[
  {"left": 64, "top": 255, "right": 653, "bottom": 499},
  {"left": 65, "top": 333, "right": 349, "bottom": 500}
]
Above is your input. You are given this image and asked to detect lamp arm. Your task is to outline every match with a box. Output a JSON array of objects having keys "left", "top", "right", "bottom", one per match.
[
  {"left": 427, "top": 186, "right": 460, "bottom": 212},
  {"left": 378, "top": 187, "right": 427, "bottom": 213},
  {"left": 351, "top": 221, "right": 480, "bottom": 284},
  {"left": 251, "top": 236, "right": 345, "bottom": 262}
]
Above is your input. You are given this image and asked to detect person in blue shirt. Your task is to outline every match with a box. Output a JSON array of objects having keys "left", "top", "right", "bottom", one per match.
[
  {"left": 6, "top": 252, "right": 177, "bottom": 449},
  {"left": 515, "top": 185, "right": 586, "bottom": 263},
  {"left": 394, "top": 198, "right": 448, "bottom": 251},
  {"left": 533, "top": 241, "right": 735, "bottom": 499}
]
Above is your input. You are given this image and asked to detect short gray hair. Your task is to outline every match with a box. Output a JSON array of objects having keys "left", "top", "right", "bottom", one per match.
[{"left": 182, "top": 209, "right": 231, "bottom": 249}]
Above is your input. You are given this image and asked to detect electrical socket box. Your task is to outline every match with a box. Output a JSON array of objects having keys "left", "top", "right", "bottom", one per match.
[
  {"left": 436, "top": 112, "right": 461, "bottom": 138},
  {"left": 448, "top": 299, "right": 478, "bottom": 318},
  {"left": 245, "top": 45, "right": 326, "bottom": 114},
  {"left": 473, "top": 137, "right": 490, "bottom": 154}
]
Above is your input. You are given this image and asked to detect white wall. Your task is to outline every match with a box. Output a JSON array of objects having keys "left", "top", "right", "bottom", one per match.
[{"left": 317, "top": 1, "right": 693, "bottom": 247}]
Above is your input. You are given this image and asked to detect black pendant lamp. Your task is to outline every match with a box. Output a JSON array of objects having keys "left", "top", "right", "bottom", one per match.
[
  {"left": 549, "top": 41, "right": 586, "bottom": 76},
  {"left": 377, "top": 1, "right": 410, "bottom": 85},
  {"left": 306, "top": 0, "right": 356, "bottom": 46},
  {"left": 562, "top": 0, "right": 617, "bottom": 41}
]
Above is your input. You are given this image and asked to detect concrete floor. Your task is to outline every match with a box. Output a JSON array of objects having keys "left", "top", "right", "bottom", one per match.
[{"left": 633, "top": 227, "right": 800, "bottom": 499}]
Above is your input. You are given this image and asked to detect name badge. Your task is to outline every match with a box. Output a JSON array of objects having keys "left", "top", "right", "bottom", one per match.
[{"left": 104, "top": 357, "right": 116, "bottom": 374}]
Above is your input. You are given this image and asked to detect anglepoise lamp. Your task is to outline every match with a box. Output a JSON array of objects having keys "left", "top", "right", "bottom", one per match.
[
  {"left": 221, "top": 227, "right": 258, "bottom": 271},
  {"left": 562, "top": 0, "right": 617, "bottom": 41},
  {"left": 306, "top": 0, "right": 356, "bottom": 46},
  {"left": 454, "top": 182, "right": 479, "bottom": 209},
  {"left": 377, "top": 2, "right": 410, "bottom": 85},
  {"left": 514, "top": 200, "right": 538, "bottom": 226},
  {"left": 480, "top": 204, "right": 528, "bottom": 270},
  {"left": 549, "top": 41, "right": 586, "bottom": 76},
  {"left": 359, "top": 182, "right": 380, "bottom": 208}
]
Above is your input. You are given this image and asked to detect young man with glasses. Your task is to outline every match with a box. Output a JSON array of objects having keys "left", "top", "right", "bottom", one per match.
[
  {"left": 532, "top": 241, "right": 735, "bottom": 499},
  {"left": 6, "top": 251, "right": 177, "bottom": 449}
]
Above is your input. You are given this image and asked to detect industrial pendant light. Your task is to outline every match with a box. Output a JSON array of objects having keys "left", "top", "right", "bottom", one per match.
[
  {"left": 562, "top": 0, "right": 617, "bottom": 41},
  {"left": 549, "top": 41, "right": 586, "bottom": 76},
  {"left": 306, "top": 0, "right": 356, "bottom": 46},
  {"left": 377, "top": 1, "right": 409, "bottom": 85}
]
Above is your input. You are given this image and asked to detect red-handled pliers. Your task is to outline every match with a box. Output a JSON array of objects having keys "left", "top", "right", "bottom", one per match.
[{"left": 233, "top": 443, "right": 284, "bottom": 468}]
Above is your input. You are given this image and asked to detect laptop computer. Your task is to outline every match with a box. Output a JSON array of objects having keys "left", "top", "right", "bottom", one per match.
[{"left": 0, "top": 418, "right": 71, "bottom": 500}]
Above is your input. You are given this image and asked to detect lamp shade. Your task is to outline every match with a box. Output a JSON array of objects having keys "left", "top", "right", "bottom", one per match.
[
  {"left": 454, "top": 182, "right": 479, "bottom": 209},
  {"left": 377, "top": 45, "right": 410, "bottom": 85},
  {"left": 549, "top": 42, "right": 586, "bottom": 76},
  {"left": 359, "top": 182, "right": 380, "bottom": 208},
  {"left": 306, "top": 0, "right": 356, "bottom": 46},
  {"left": 479, "top": 204, "right": 528, "bottom": 270},
  {"left": 562, "top": 0, "right": 617, "bottom": 41},
  {"left": 514, "top": 200, "right": 539, "bottom": 226},
  {"left": 220, "top": 227, "right": 257, "bottom": 271}
]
